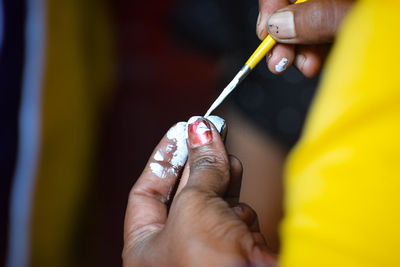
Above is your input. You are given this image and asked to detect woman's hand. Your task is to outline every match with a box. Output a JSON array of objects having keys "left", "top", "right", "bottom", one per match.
[
  {"left": 257, "top": 0, "right": 354, "bottom": 77},
  {"left": 123, "top": 117, "right": 277, "bottom": 267}
]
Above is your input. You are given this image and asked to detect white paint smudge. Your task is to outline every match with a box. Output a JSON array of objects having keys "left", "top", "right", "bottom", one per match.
[
  {"left": 167, "top": 122, "right": 188, "bottom": 170},
  {"left": 150, "top": 123, "right": 188, "bottom": 179},
  {"left": 165, "top": 144, "right": 174, "bottom": 153},
  {"left": 188, "top": 115, "right": 225, "bottom": 134},
  {"left": 150, "top": 163, "right": 166, "bottom": 179},
  {"left": 149, "top": 117, "right": 225, "bottom": 179},
  {"left": 187, "top": 116, "right": 201, "bottom": 125},
  {"left": 154, "top": 150, "right": 164, "bottom": 161},
  {"left": 275, "top": 57, "right": 289, "bottom": 73},
  {"left": 207, "top": 116, "right": 225, "bottom": 133}
]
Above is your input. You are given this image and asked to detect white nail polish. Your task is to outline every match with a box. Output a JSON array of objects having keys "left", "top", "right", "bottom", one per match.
[{"left": 275, "top": 57, "right": 289, "bottom": 73}]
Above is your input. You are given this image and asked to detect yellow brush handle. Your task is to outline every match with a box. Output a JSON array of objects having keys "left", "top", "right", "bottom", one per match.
[{"left": 245, "top": 0, "right": 308, "bottom": 70}]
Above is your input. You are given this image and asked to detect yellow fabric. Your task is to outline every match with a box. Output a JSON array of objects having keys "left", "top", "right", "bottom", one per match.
[
  {"left": 31, "top": 0, "right": 113, "bottom": 266},
  {"left": 282, "top": 0, "right": 400, "bottom": 266}
]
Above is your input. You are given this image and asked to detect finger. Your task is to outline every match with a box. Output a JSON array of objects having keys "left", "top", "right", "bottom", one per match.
[
  {"left": 124, "top": 122, "right": 188, "bottom": 240},
  {"left": 249, "top": 234, "right": 278, "bottom": 266},
  {"left": 252, "top": 232, "right": 268, "bottom": 247},
  {"left": 257, "top": 0, "right": 290, "bottom": 40},
  {"left": 225, "top": 155, "right": 243, "bottom": 206},
  {"left": 267, "top": 0, "right": 354, "bottom": 44},
  {"left": 174, "top": 116, "right": 226, "bottom": 197},
  {"left": 294, "top": 44, "right": 330, "bottom": 77},
  {"left": 185, "top": 116, "right": 230, "bottom": 196},
  {"left": 267, "top": 43, "right": 295, "bottom": 74},
  {"left": 232, "top": 203, "right": 260, "bottom": 232}
]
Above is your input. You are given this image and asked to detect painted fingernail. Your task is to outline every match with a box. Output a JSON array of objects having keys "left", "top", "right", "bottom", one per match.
[
  {"left": 268, "top": 11, "right": 296, "bottom": 39},
  {"left": 275, "top": 57, "right": 289, "bottom": 73},
  {"left": 188, "top": 116, "right": 212, "bottom": 147}
]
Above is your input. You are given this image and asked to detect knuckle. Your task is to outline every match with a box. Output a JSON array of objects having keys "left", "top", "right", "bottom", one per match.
[
  {"left": 308, "top": 4, "right": 326, "bottom": 31},
  {"left": 305, "top": 2, "right": 337, "bottom": 37},
  {"left": 179, "top": 187, "right": 202, "bottom": 200},
  {"left": 175, "top": 187, "right": 207, "bottom": 208},
  {"left": 191, "top": 154, "right": 229, "bottom": 175}
]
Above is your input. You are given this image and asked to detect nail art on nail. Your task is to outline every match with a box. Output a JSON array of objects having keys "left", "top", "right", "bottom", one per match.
[
  {"left": 188, "top": 117, "right": 212, "bottom": 146},
  {"left": 275, "top": 57, "right": 289, "bottom": 73}
]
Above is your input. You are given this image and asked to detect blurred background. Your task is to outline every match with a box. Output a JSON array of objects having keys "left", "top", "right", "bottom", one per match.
[{"left": 0, "top": 0, "right": 318, "bottom": 266}]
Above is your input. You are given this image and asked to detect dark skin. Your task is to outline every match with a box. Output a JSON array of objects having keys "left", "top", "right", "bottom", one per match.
[
  {"left": 123, "top": 119, "right": 276, "bottom": 266},
  {"left": 258, "top": 0, "right": 354, "bottom": 77},
  {"left": 123, "top": 1, "right": 355, "bottom": 265}
]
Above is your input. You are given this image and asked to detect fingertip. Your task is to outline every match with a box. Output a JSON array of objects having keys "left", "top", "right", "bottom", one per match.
[
  {"left": 186, "top": 116, "right": 230, "bottom": 195},
  {"left": 267, "top": 44, "right": 295, "bottom": 74},
  {"left": 206, "top": 115, "right": 226, "bottom": 135},
  {"left": 145, "top": 121, "right": 189, "bottom": 180},
  {"left": 256, "top": 15, "right": 269, "bottom": 40},
  {"left": 229, "top": 155, "right": 243, "bottom": 176},
  {"left": 257, "top": 0, "right": 289, "bottom": 40},
  {"left": 294, "top": 52, "right": 321, "bottom": 78},
  {"left": 233, "top": 203, "right": 258, "bottom": 230}
]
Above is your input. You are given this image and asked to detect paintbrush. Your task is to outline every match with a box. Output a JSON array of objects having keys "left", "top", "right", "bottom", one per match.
[{"left": 204, "top": 0, "right": 308, "bottom": 117}]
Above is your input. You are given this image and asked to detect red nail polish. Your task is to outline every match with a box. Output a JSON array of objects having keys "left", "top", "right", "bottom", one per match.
[{"left": 188, "top": 118, "right": 212, "bottom": 146}]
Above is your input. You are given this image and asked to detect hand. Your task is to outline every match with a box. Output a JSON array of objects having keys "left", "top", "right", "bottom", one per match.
[
  {"left": 257, "top": 0, "right": 354, "bottom": 77},
  {"left": 123, "top": 117, "right": 277, "bottom": 267}
]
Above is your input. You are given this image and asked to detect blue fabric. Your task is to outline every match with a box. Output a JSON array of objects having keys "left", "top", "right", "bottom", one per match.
[
  {"left": 5, "top": 0, "right": 45, "bottom": 265},
  {"left": 0, "top": 0, "right": 26, "bottom": 264}
]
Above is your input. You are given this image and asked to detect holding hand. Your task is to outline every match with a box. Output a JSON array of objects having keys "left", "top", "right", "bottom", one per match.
[
  {"left": 123, "top": 117, "right": 277, "bottom": 267},
  {"left": 257, "top": 0, "right": 354, "bottom": 76}
]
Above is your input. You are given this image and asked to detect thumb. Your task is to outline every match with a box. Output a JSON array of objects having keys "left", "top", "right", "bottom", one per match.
[
  {"left": 185, "top": 116, "right": 230, "bottom": 196},
  {"left": 267, "top": 0, "right": 354, "bottom": 44}
]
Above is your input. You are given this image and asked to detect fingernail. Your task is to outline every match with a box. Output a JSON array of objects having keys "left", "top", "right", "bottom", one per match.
[
  {"left": 188, "top": 117, "right": 212, "bottom": 147},
  {"left": 275, "top": 57, "right": 289, "bottom": 73},
  {"left": 256, "top": 12, "right": 261, "bottom": 27},
  {"left": 295, "top": 54, "right": 306, "bottom": 69},
  {"left": 233, "top": 205, "right": 244, "bottom": 216},
  {"left": 268, "top": 11, "right": 296, "bottom": 39}
]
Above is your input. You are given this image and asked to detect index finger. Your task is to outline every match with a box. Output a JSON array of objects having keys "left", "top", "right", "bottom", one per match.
[{"left": 124, "top": 122, "right": 188, "bottom": 240}]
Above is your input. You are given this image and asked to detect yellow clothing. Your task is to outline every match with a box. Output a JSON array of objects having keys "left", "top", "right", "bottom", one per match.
[
  {"left": 282, "top": 0, "right": 400, "bottom": 266},
  {"left": 30, "top": 0, "right": 113, "bottom": 266}
]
